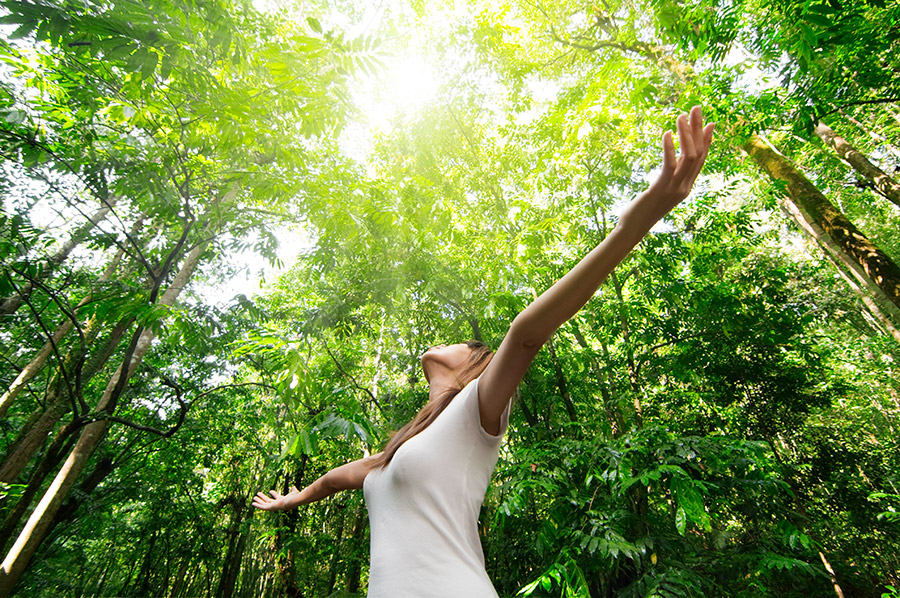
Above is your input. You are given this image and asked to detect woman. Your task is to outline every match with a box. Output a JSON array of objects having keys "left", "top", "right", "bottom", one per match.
[{"left": 253, "top": 107, "right": 715, "bottom": 596}]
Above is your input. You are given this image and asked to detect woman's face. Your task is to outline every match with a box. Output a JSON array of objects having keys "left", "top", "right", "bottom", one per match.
[{"left": 420, "top": 343, "right": 471, "bottom": 382}]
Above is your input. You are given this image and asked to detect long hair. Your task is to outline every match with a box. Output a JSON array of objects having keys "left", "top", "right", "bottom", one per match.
[{"left": 369, "top": 341, "right": 493, "bottom": 470}]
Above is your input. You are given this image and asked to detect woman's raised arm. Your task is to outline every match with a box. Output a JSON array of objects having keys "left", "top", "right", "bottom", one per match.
[
  {"left": 252, "top": 455, "right": 376, "bottom": 511},
  {"left": 478, "top": 107, "right": 714, "bottom": 434}
]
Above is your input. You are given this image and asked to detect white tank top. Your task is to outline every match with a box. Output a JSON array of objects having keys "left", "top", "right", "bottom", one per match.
[{"left": 363, "top": 378, "right": 509, "bottom": 597}]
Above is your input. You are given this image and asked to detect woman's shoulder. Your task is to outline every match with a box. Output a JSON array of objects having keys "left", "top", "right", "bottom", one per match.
[{"left": 451, "top": 377, "right": 508, "bottom": 442}]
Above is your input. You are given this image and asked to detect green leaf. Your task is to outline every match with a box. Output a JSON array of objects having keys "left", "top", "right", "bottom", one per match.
[
  {"left": 141, "top": 50, "right": 158, "bottom": 79},
  {"left": 675, "top": 506, "right": 687, "bottom": 536},
  {"left": 9, "top": 21, "right": 37, "bottom": 39},
  {"left": 803, "top": 12, "right": 831, "bottom": 27}
]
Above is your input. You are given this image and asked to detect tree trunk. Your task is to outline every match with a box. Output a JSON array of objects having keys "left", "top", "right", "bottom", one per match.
[
  {"left": 516, "top": 387, "right": 538, "bottom": 427},
  {"left": 742, "top": 134, "right": 900, "bottom": 324},
  {"left": 216, "top": 497, "right": 251, "bottom": 598},
  {"left": 0, "top": 389, "right": 72, "bottom": 484},
  {"left": 570, "top": 322, "right": 625, "bottom": 437},
  {"left": 838, "top": 109, "right": 900, "bottom": 162},
  {"left": 116, "top": 526, "right": 150, "bottom": 597},
  {"left": 0, "top": 241, "right": 207, "bottom": 596},
  {"left": 0, "top": 197, "right": 117, "bottom": 316},
  {"left": 44, "top": 456, "right": 116, "bottom": 540},
  {"left": 0, "top": 244, "right": 124, "bottom": 418},
  {"left": 344, "top": 505, "right": 368, "bottom": 595},
  {"left": 0, "top": 318, "right": 133, "bottom": 483},
  {"left": 819, "top": 550, "right": 846, "bottom": 598},
  {"left": 168, "top": 553, "right": 192, "bottom": 598},
  {"left": 326, "top": 505, "right": 347, "bottom": 595},
  {"left": 132, "top": 528, "right": 159, "bottom": 597},
  {"left": 273, "top": 456, "right": 307, "bottom": 598},
  {"left": 814, "top": 121, "right": 900, "bottom": 208},
  {"left": 609, "top": 270, "right": 643, "bottom": 426},
  {"left": 0, "top": 431, "right": 77, "bottom": 552},
  {"left": 91, "top": 543, "right": 117, "bottom": 597},
  {"left": 0, "top": 324, "right": 72, "bottom": 419},
  {"left": 778, "top": 197, "right": 900, "bottom": 342},
  {"left": 766, "top": 439, "right": 847, "bottom": 598}
]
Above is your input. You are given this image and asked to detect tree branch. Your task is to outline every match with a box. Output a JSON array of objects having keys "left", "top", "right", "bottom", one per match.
[
  {"left": 817, "top": 97, "right": 900, "bottom": 120},
  {"left": 321, "top": 339, "right": 384, "bottom": 417}
]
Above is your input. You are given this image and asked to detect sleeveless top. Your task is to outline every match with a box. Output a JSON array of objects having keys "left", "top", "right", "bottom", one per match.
[{"left": 363, "top": 378, "right": 509, "bottom": 597}]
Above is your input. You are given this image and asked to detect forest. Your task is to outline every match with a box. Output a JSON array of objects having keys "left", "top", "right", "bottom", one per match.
[{"left": 0, "top": 0, "right": 899, "bottom": 596}]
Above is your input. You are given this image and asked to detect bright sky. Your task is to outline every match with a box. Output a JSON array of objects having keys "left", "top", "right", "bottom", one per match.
[{"left": 208, "top": 0, "right": 449, "bottom": 303}]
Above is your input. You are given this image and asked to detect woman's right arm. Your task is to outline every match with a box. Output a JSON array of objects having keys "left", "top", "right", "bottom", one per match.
[
  {"left": 478, "top": 107, "right": 713, "bottom": 434},
  {"left": 252, "top": 455, "right": 376, "bottom": 511}
]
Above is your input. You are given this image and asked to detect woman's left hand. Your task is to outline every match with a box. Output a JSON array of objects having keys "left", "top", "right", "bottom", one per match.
[
  {"left": 252, "top": 485, "right": 299, "bottom": 511},
  {"left": 623, "top": 106, "right": 715, "bottom": 227}
]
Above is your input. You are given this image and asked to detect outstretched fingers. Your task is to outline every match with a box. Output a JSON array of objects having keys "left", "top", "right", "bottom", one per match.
[
  {"left": 676, "top": 112, "right": 697, "bottom": 161},
  {"left": 672, "top": 107, "right": 714, "bottom": 190},
  {"left": 684, "top": 121, "right": 715, "bottom": 184},
  {"left": 660, "top": 129, "right": 677, "bottom": 180},
  {"left": 252, "top": 489, "right": 282, "bottom": 509},
  {"left": 643, "top": 106, "right": 715, "bottom": 214}
]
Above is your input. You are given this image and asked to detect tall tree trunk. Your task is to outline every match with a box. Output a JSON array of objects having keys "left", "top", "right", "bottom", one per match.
[
  {"left": 0, "top": 318, "right": 132, "bottom": 483},
  {"left": 516, "top": 387, "right": 538, "bottom": 427},
  {"left": 570, "top": 322, "right": 625, "bottom": 437},
  {"left": 132, "top": 528, "right": 159, "bottom": 597},
  {"left": 344, "top": 505, "right": 368, "bottom": 595},
  {"left": 813, "top": 122, "right": 900, "bottom": 208},
  {"left": 609, "top": 270, "right": 643, "bottom": 426},
  {"left": 44, "top": 456, "right": 116, "bottom": 540},
  {"left": 273, "top": 455, "right": 307, "bottom": 598},
  {"left": 766, "top": 439, "right": 847, "bottom": 598},
  {"left": 91, "top": 542, "right": 117, "bottom": 598},
  {"left": 116, "top": 526, "right": 151, "bottom": 597},
  {"left": 168, "top": 552, "right": 192, "bottom": 598},
  {"left": 838, "top": 109, "right": 900, "bottom": 161},
  {"left": 0, "top": 244, "right": 125, "bottom": 418},
  {"left": 326, "top": 505, "right": 347, "bottom": 595},
  {"left": 819, "top": 550, "right": 846, "bottom": 598},
  {"left": 778, "top": 197, "right": 900, "bottom": 341},
  {"left": 0, "top": 197, "right": 117, "bottom": 316},
  {"left": 742, "top": 134, "right": 900, "bottom": 328},
  {"left": 216, "top": 497, "right": 252, "bottom": 598},
  {"left": 0, "top": 241, "right": 207, "bottom": 596},
  {"left": 0, "top": 390, "right": 69, "bottom": 484},
  {"left": 0, "top": 431, "right": 77, "bottom": 552}
]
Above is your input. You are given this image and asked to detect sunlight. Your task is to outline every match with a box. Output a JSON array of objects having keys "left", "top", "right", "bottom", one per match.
[
  {"left": 370, "top": 53, "right": 439, "bottom": 123},
  {"left": 340, "top": 36, "right": 442, "bottom": 164}
]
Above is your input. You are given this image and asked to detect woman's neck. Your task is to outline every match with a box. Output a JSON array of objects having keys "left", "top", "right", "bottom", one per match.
[{"left": 426, "top": 370, "right": 460, "bottom": 404}]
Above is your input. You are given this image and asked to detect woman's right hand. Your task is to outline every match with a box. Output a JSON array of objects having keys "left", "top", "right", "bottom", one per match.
[{"left": 252, "top": 485, "right": 300, "bottom": 511}]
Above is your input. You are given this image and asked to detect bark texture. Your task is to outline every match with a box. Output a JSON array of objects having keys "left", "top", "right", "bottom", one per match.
[
  {"left": 0, "top": 244, "right": 124, "bottom": 418},
  {"left": 778, "top": 197, "right": 900, "bottom": 341},
  {"left": 814, "top": 122, "right": 900, "bottom": 208},
  {"left": 742, "top": 134, "right": 900, "bottom": 326},
  {"left": 0, "top": 241, "right": 207, "bottom": 596}
]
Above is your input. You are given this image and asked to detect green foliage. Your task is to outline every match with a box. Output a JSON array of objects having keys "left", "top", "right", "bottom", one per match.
[{"left": 3, "top": 0, "right": 900, "bottom": 596}]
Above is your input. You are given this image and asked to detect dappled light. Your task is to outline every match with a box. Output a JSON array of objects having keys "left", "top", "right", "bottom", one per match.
[{"left": 1, "top": 0, "right": 900, "bottom": 597}]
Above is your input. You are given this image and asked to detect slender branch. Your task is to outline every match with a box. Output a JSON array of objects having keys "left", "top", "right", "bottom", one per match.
[
  {"left": 321, "top": 339, "right": 384, "bottom": 416},
  {"left": 193, "top": 381, "right": 277, "bottom": 400},
  {"left": 101, "top": 380, "right": 278, "bottom": 438},
  {"left": 96, "top": 374, "right": 187, "bottom": 438},
  {"left": 817, "top": 97, "right": 900, "bottom": 120},
  {"left": 632, "top": 332, "right": 707, "bottom": 380},
  {"left": 7, "top": 272, "right": 87, "bottom": 415},
  {"left": 2, "top": 141, "right": 155, "bottom": 276},
  {"left": 147, "top": 218, "right": 193, "bottom": 300}
]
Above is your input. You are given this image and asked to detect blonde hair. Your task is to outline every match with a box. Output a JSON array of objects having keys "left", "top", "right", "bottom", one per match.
[{"left": 369, "top": 341, "right": 493, "bottom": 470}]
